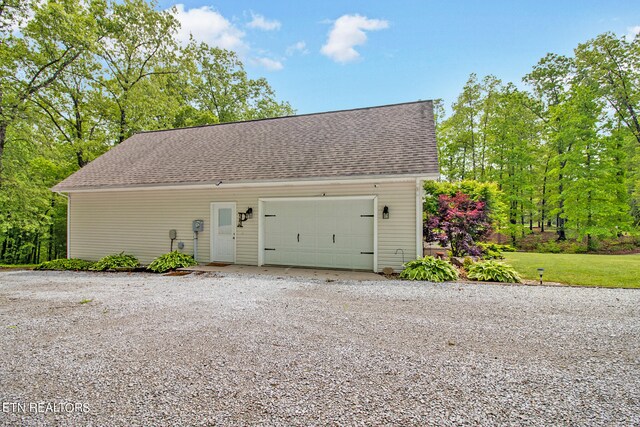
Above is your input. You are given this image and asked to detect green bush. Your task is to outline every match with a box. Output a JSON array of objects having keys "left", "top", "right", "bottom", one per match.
[
  {"left": 559, "top": 242, "right": 588, "bottom": 254},
  {"left": 400, "top": 256, "right": 459, "bottom": 282},
  {"left": 477, "top": 242, "right": 516, "bottom": 259},
  {"left": 466, "top": 260, "right": 522, "bottom": 283},
  {"left": 35, "top": 258, "right": 96, "bottom": 271},
  {"left": 92, "top": 252, "right": 140, "bottom": 271},
  {"left": 148, "top": 251, "right": 197, "bottom": 273},
  {"left": 536, "top": 241, "right": 562, "bottom": 253},
  {"left": 463, "top": 256, "right": 475, "bottom": 270}
]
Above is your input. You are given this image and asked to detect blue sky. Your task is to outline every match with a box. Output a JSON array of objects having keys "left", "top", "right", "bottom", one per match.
[{"left": 157, "top": 0, "right": 640, "bottom": 114}]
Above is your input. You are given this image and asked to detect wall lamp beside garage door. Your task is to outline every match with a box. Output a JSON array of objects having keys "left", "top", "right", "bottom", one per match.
[
  {"left": 383, "top": 205, "right": 390, "bottom": 219},
  {"left": 237, "top": 207, "right": 254, "bottom": 227}
]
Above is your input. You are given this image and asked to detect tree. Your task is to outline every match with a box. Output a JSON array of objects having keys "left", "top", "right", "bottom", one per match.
[
  {"left": 179, "top": 42, "right": 294, "bottom": 125},
  {"left": 93, "top": 0, "right": 180, "bottom": 143},
  {"left": 437, "top": 74, "right": 482, "bottom": 180},
  {"left": 425, "top": 192, "right": 491, "bottom": 257},
  {"left": 485, "top": 85, "right": 540, "bottom": 244},
  {"left": 575, "top": 33, "right": 640, "bottom": 146},
  {"left": 0, "top": 0, "right": 97, "bottom": 181},
  {"left": 558, "top": 85, "right": 632, "bottom": 248},
  {"left": 524, "top": 53, "right": 576, "bottom": 240},
  {"left": 0, "top": 0, "right": 296, "bottom": 264}
]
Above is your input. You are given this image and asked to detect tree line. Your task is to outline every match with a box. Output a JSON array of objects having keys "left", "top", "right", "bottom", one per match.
[
  {"left": 436, "top": 32, "right": 640, "bottom": 249},
  {"left": 0, "top": 0, "right": 294, "bottom": 264}
]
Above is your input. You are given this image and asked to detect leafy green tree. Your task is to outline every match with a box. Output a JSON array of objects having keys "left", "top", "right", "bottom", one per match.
[
  {"left": 0, "top": 0, "right": 97, "bottom": 180},
  {"left": 575, "top": 33, "right": 640, "bottom": 146},
  {"left": 180, "top": 42, "right": 294, "bottom": 125},
  {"left": 0, "top": 0, "right": 296, "bottom": 264},
  {"left": 485, "top": 85, "right": 540, "bottom": 244},
  {"left": 558, "top": 85, "right": 632, "bottom": 248},
  {"left": 524, "top": 53, "right": 576, "bottom": 240},
  {"left": 93, "top": 0, "right": 180, "bottom": 142}
]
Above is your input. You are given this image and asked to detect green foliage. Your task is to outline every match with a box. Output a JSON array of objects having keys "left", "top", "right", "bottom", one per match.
[
  {"left": 466, "top": 260, "right": 522, "bottom": 283},
  {"left": 92, "top": 252, "right": 140, "bottom": 271},
  {"left": 147, "top": 251, "right": 197, "bottom": 273},
  {"left": 0, "top": 0, "right": 294, "bottom": 266},
  {"left": 437, "top": 32, "right": 640, "bottom": 247},
  {"left": 424, "top": 180, "right": 507, "bottom": 230},
  {"left": 462, "top": 257, "right": 475, "bottom": 270},
  {"left": 477, "top": 242, "right": 515, "bottom": 259},
  {"left": 35, "top": 258, "right": 95, "bottom": 271},
  {"left": 504, "top": 252, "right": 640, "bottom": 288},
  {"left": 399, "top": 256, "right": 459, "bottom": 282},
  {"left": 535, "top": 241, "right": 563, "bottom": 253}
]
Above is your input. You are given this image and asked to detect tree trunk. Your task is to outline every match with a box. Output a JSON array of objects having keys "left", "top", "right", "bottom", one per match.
[
  {"left": 556, "top": 173, "right": 566, "bottom": 241},
  {"left": 0, "top": 236, "right": 7, "bottom": 261},
  {"left": 118, "top": 107, "right": 126, "bottom": 143},
  {"left": 0, "top": 121, "right": 6, "bottom": 185}
]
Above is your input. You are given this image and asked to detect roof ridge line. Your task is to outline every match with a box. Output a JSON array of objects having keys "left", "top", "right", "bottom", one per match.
[{"left": 134, "top": 100, "right": 434, "bottom": 135}]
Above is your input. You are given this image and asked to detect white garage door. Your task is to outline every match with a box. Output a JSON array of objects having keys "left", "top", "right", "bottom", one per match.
[{"left": 262, "top": 197, "right": 375, "bottom": 270}]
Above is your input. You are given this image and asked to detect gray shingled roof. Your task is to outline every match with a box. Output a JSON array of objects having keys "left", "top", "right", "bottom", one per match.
[{"left": 53, "top": 101, "right": 438, "bottom": 191}]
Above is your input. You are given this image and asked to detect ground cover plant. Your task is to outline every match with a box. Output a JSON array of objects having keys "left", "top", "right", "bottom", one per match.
[
  {"left": 148, "top": 251, "right": 197, "bottom": 273},
  {"left": 35, "top": 258, "right": 95, "bottom": 271},
  {"left": 92, "top": 253, "right": 140, "bottom": 271},
  {"left": 466, "top": 260, "right": 522, "bottom": 283},
  {"left": 400, "top": 256, "right": 459, "bottom": 282}
]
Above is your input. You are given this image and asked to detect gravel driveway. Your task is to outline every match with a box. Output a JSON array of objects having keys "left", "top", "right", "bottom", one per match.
[{"left": 0, "top": 270, "right": 638, "bottom": 426}]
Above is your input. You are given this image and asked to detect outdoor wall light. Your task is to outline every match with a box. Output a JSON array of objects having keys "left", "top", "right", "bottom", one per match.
[
  {"left": 237, "top": 208, "right": 254, "bottom": 227},
  {"left": 537, "top": 268, "right": 544, "bottom": 285},
  {"left": 383, "top": 205, "right": 390, "bottom": 219}
]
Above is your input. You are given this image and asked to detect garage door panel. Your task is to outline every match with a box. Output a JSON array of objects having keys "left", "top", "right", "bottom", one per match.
[
  {"left": 263, "top": 198, "right": 374, "bottom": 270},
  {"left": 298, "top": 234, "right": 317, "bottom": 250}
]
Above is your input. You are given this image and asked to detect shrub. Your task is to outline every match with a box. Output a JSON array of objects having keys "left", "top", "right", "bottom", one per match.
[
  {"left": 477, "top": 242, "right": 516, "bottom": 259},
  {"left": 462, "top": 257, "right": 475, "bottom": 270},
  {"left": 400, "top": 256, "right": 459, "bottom": 282},
  {"left": 92, "top": 252, "right": 140, "bottom": 271},
  {"left": 148, "top": 251, "right": 197, "bottom": 273},
  {"left": 536, "top": 241, "right": 562, "bottom": 253},
  {"left": 424, "top": 192, "right": 492, "bottom": 257},
  {"left": 466, "top": 260, "right": 522, "bottom": 283},
  {"left": 35, "top": 258, "right": 96, "bottom": 271}
]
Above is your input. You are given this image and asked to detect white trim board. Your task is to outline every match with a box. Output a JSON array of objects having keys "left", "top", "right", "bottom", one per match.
[
  {"left": 415, "top": 178, "right": 424, "bottom": 260},
  {"left": 55, "top": 174, "right": 440, "bottom": 193}
]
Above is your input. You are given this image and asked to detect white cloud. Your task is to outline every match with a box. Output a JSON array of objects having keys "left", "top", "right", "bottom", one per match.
[
  {"left": 627, "top": 25, "right": 640, "bottom": 40},
  {"left": 286, "top": 41, "right": 309, "bottom": 56},
  {"left": 251, "top": 57, "right": 284, "bottom": 71},
  {"left": 247, "top": 12, "right": 281, "bottom": 31},
  {"left": 173, "top": 4, "right": 246, "bottom": 51},
  {"left": 320, "top": 14, "right": 389, "bottom": 63}
]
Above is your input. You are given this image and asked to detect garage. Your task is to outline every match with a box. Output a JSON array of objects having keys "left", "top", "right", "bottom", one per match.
[{"left": 260, "top": 197, "right": 376, "bottom": 271}]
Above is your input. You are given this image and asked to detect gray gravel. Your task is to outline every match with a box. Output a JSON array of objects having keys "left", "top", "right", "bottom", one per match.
[{"left": 0, "top": 270, "right": 638, "bottom": 426}]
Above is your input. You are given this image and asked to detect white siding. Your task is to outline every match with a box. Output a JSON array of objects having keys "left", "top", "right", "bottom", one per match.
[{"left": 68, "top": 180, "right": 421, "bottom": 271}]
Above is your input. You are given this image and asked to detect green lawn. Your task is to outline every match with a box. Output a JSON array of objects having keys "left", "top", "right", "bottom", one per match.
[
  {"left": 503, "top": 252, "right": 640, "bottom": 288},
  {"left": 0, "top": 264, "right": 36, "bottom": 270}
]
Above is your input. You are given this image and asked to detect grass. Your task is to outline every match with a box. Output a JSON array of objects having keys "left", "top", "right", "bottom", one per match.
[
  {"left": 0, "top": 264, "right": 36, "bottom": 269},
  {"left": 503, "top": 252, "right": 640, "bottom": 288}
]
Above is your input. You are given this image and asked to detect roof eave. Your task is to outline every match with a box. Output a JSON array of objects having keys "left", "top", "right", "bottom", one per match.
[{"left": 51, "top": 172, "right": 440, "bottom": 193}]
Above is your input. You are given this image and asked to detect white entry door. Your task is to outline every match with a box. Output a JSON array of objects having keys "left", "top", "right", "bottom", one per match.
[{"left": 211, "top": 202, "right": 236, "bottom": 262}]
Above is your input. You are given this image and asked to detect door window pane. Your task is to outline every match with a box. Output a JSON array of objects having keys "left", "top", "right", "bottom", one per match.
[{"left": 218, "top": 208, "right": 232, "bottom": 234}]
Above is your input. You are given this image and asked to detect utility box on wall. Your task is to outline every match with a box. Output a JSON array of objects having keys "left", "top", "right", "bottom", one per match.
[{"left": 192, "top": 220, "right": 204, "bottom": 233}]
